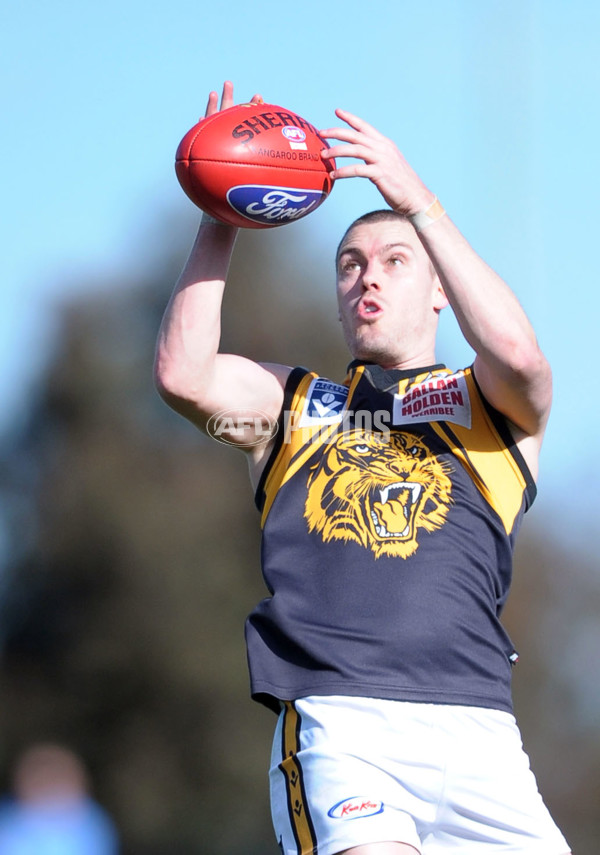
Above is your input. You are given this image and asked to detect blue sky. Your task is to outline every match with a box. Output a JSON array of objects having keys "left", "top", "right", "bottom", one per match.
[{"left": 2, "top": 0, "right": 599, "bottom": 549}]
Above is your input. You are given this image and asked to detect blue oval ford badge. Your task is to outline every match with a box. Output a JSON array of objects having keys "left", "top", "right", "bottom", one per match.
[{"left": 227, "top": 185, "right": 326, "bottom": 226}]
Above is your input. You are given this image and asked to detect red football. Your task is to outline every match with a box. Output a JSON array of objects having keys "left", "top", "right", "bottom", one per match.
[{"left": 175, "top": 102, "right": 335, "bottom": 229}]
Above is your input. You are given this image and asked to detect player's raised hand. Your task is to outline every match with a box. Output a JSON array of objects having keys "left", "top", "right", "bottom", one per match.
[
  {"left": 320, "top": 108, "right": 434, "bottom": 216},
  {"left": 204, "top": 81, "right": 263, "bottom": 118}
]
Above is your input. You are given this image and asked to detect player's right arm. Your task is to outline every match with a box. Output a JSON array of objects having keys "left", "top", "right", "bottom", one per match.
[{"left": 154, "top": 83, "right": 291, "bottom": 464}]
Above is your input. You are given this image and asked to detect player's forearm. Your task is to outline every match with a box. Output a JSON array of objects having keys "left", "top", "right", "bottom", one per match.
[
  {"left": 418, "top": 212, "right": 551, "bottom": 435},
  {"left": 154, "top": 221, "right": 238, "bottom": 407},
  {"left": 419, "top": 214, "right": 543, "bottom": 378}
]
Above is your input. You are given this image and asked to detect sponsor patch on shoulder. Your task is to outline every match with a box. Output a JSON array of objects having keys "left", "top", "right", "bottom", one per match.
[
  {"left": 393, "top": 370, "right": 471, "bottom": 428},
  {"left": 298, "top": 378, "right": 349, "bottom": 427},
  {"left": 327, "top": 796, "right": 384, "bottom": 820}
]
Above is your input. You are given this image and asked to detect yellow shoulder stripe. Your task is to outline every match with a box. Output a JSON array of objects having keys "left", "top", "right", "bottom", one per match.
[
  {"left": 260, "top": 367, "right": 364, "bottom": 528},
  {"left": 432, "top": 371, "right": 527, "bottom": 534}
]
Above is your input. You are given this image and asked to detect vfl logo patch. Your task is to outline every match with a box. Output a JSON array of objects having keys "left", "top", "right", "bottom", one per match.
[
  {"left": 305, "top": 429, "right": 453, "bottom": 559},
  {"left": 299, "top": 378, "right": 349, "bottom": 426},
  {"left": 328, "top": 796, "right": 384, "bottom": 820},
  {"left": 227, "top": 185, "right": 325, "bottom": 225}
]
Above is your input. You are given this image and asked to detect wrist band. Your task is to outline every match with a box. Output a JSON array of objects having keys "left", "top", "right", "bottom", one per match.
[{"left": 409, "top": 197, "right": 446, "bottom": 232}]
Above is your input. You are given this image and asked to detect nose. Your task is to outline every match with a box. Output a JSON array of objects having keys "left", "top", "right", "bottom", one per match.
[{"left": 361, "top": 261, "right": 382, "bottom": 292}]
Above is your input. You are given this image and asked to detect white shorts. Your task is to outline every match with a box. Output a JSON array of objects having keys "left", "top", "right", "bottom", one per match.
[{"left": 269, "top": 696, "right": 570, "bottom": 855}]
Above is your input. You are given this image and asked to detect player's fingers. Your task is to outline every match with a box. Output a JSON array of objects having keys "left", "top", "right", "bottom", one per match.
[
  {"left": 334, "top": 107, "right": 385, "bottom": 139},
  {"left": 319, "top": 126, "right": 363, "bottom": 144},
  {"left": 250, "top": 94, "right": 264, "bottom": 105},
  {"left": 319, "top": 123, "right": 387, "bottom": 151},
  {"left": 321, "top": 142, "right": 379, "bottom": 163},
  {"left": 204, "top": 90, "right": 219, "bottom": 118},
  {"left": 219, "top": 80, "right": 235, "bottom": 111},
  {"left": 330, "top": 162, "right": 379, "bottom": 181}
]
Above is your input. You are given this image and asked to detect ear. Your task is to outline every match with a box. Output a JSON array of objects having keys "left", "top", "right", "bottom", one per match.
[{"left": 433, "top": 276, "right": 448, "bottom": 313}]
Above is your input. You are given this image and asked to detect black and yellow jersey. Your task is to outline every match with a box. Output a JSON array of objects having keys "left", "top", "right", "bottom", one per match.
[{"left": 247, "top": 361, "right": 536, "bottom": 714}]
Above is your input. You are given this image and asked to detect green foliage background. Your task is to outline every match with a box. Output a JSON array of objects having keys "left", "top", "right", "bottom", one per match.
[{"left": 0, "top": 213, "right": 597, "bottom": 853}]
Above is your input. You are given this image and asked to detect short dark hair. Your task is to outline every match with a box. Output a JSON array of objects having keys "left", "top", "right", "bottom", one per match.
[{"left": 335, "top": 209, "right": 411, "bottom": 266}]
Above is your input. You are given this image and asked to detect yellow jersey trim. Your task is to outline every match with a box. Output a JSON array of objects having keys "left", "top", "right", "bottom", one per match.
[
  {"left": 432, "top": 370, "right": 528, "bottom": 534},
  {"left": 260, "top": 366, "right": 365, "bottom": 528}
]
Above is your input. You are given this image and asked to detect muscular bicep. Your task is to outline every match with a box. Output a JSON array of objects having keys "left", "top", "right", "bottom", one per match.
[
  {"left": 473, "top": 352, "right": 552, "bottom": 435},
  {"left": 159, "top": 353, "right": 291, "bottom": 446}
]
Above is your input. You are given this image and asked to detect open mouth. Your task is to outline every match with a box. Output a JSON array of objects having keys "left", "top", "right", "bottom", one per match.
[
  {"left": 357, "top": 298, "right": 382, "bottom": 319},
  {"left": 370, "top": 482, "right": 423, "bottom": 538}
]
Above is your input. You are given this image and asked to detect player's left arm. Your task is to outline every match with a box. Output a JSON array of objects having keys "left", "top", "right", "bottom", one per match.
[
  {"left": 416, "top": 218, "right": 552, "bottom": 464},
  {"left": 321, "top": 109, "right": 552, "bottom": 475}
]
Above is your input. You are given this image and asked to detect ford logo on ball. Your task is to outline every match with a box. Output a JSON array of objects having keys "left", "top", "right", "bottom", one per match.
[{"left": 227, "top": 185, "right": 326, "bottom": 225}]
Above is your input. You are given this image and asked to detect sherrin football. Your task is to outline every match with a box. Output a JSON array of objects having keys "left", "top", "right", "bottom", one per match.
[{"left": 175, "top": 102, "right": 336, "bottom": 229}]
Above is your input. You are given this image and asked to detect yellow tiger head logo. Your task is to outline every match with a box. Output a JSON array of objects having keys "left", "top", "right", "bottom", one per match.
[{"left": 305, "top": 429, "right": 453, "bottom": 559}]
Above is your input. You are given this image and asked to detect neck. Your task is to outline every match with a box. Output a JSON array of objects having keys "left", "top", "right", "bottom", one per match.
[{"left": 351, "top": 348, "right": 439, "bottom": 372}]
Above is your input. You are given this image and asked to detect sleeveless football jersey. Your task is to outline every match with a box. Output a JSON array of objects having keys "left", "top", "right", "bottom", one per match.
[{"left": 247, "top": 361, "right": 536, "bottom": 714}]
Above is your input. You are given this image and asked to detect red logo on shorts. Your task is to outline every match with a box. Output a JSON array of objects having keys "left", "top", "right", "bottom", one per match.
[{"left": 327, "top": 796, "right": 384, "bottom": 820}]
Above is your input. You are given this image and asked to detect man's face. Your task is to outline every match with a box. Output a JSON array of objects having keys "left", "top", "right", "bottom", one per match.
[{"left": 336, "top": 219, "right": 446, "bottom": 369}]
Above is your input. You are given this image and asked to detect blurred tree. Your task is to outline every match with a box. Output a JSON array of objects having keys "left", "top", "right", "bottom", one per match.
[
  {"left": 0, "top": 210, "right": 597, "bottom": 854},
  {"left": 0, "top": 213, "right": 347, "bottom": 854},
  {"left": 505, "top": 536, "right": 600, "bottom": 855}
]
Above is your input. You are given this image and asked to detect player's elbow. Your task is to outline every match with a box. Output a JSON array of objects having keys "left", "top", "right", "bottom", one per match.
[
  {"left": 513, "top": 341, "right": 552, "bottom": 394},
  {"left": 154, "top": 364, "right": 180, "bottom": 407},
  {"left": 154, "top": 352, "right": 200, "bottom": 411},
  {"left": 509, "top": 341, "right": 553, "bottom": 424}
]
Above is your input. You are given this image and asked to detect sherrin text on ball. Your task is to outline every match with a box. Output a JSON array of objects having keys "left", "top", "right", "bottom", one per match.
[{"left": 175, "top": 102, "right": 336, "bottom": 229}]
